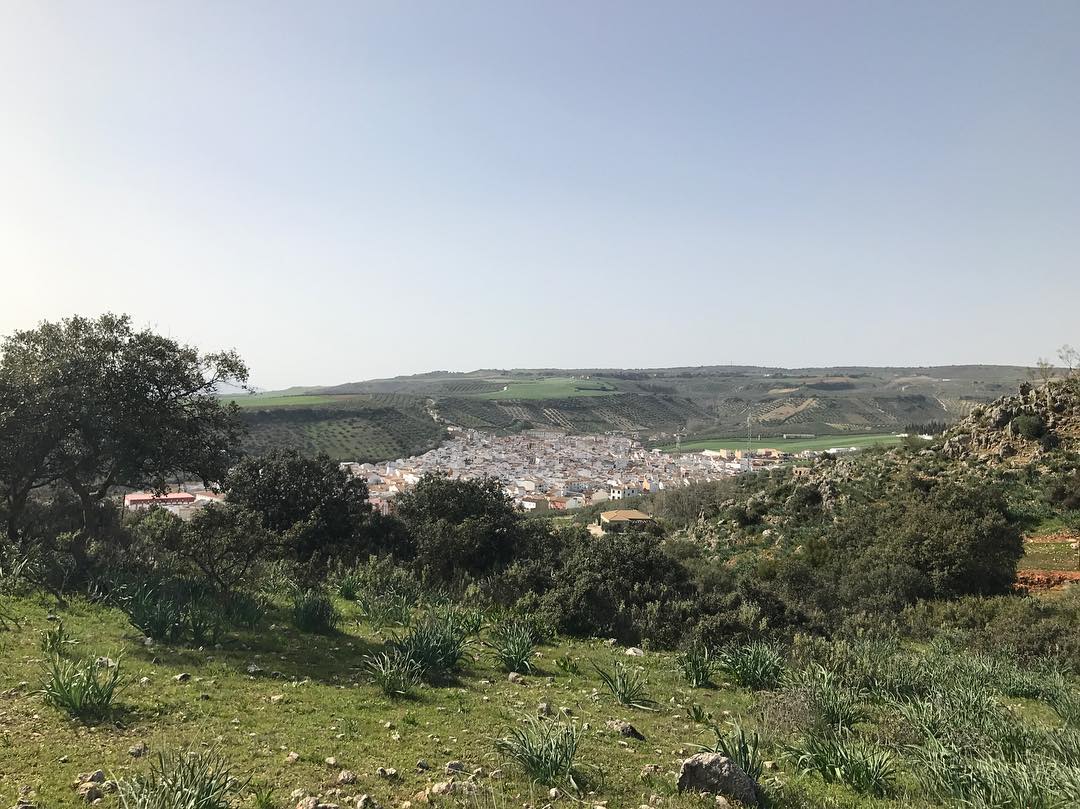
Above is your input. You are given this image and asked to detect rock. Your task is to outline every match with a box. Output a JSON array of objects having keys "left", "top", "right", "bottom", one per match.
[
  {"left": 640, "top": 764, "right": 663, "bottom": 778},
  {"left": 285, "top": 751, "right": 300, "bottom": 764},
  {"left": 94, "top": 657, "right": 117, "bottom": 669},
  {"left": 338, "top": 770, "right": 357, "bottom": 785},
  {"left": 676, "top": 753, "right": 759, "bottom": 807},
  {"left": 429, "top": 782, "right": 455, "bottom": 796},
  {"left": 376, "top": 767, "right": 397, "bottom": 778},
  {"left": 325, "top": 757, "right": 338, "bottom": 767},
  {"left": 246, "top": 662, "right": 263, "bottom": 675},
  {"left": 138, "top": 676, "right": 151, "bottom": 686},
  {"left": 625, "top": 647, "right": 645, "bottom": 656},
  {"left": 173, "top": 672, "right": 191, "bottom": 683},
  {"left": 296, "top": 799, "right": 320, "bottom": 809},
  {"left": 75, "top": 784, "right": 102, "bottom": 803},
  {"left": 75, "top": 771, "right": 105, "bottom": 785},
  {"left": 537, "top": 702, "right": 552, "bottom": 716},
  {"left": 415, "top": 759, "right": 430, "bottom": 771},
  {"left": 270, "top": 694, "right": 285, "bottom": 704},
  {"left": 508, "top": 672, "right": 525, "bottom": 684},
  {"left": 605, "top": 719, "right": 645, "bottom": 741},
  {"left": 128, "top": 741, "right": 149, "bottom": 758},
  {"left": 445, "top": 760, "right": 465, "bottom": 775},
  {"left": 356, "top": 796, "right": 377, "bottom": 809},
  {"left": 549, "top": 787, "right": 559, "bottom": 799}
]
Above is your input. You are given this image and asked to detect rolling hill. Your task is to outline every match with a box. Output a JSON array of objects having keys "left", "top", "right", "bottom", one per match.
[{"left": 229, "top": 365, "right": 1034, "bottom": 460}]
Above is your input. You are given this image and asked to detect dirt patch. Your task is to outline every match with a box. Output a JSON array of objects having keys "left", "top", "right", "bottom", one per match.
[
  {"left": 1016, "top": 569, "right": 1080, "bottom": 592},
  {"left": 1025, "top": 531, "right": 1080, "bottom": 545}
]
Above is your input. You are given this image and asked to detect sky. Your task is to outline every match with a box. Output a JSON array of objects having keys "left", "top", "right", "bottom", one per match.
[{"left": 1, "top": 1, "right": 1078, "bottom": 389}]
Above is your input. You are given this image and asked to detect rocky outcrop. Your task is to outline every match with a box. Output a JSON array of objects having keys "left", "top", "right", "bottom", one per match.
[{"left": 677, "top": 753, "right": 760, "bottom": 806}]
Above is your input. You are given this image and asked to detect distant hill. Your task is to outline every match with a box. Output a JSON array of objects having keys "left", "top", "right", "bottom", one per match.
[{"left": 229, "top": 365, "right": 1035, "bottom": 460}]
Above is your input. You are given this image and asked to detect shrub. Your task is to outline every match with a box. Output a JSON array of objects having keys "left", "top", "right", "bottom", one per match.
[
  {"left": 676, "top": 644, "right": 715, "bottom": 687},
  {"left": 718, "top": 642, "right": 785, "bottom": 690},
  {"left": 1013, "top": 415, "right": 1046, "bottom": 440},
  {"left": 364, "top": 651, "right": 422, "bottom": 698},
  {"left": 487, "top": 620, "right": 536, "bottom": 674},
  {"left": 291, "top": 588, "right": 340, "bottom": 633},
  {"left": 786, "top": 664, "right": 866, "bottom": 732},
  {"left": 494, "top": 716, "right": 583, "bottom": 789},
  {"left": 117, "top": 748, "right": 244, "bottom": 809},
  {"left": 187, "top": 598, "right": 224, "bottom": 646},
  {"left": 40, "top": 654, "right": 124, "bottom": 720},
  {"left": 593, "top": 661, "right": 657, "bottom": 710}
]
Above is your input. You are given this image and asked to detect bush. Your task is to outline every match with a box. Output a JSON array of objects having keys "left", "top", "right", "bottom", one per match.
[
  {"left": 364, "top": 651, "right": 422, "bottom": 698},
  {"left": 494, "top": 716, "right": 583, "bottom": 789},
  {"left": 291, "top": 588, "right": 340, "bottom": 633},
  {"left": 40, "top": 654, "right": 124, "bottom": 720},
  {"left": 718, "top": 642, "right": 785, "bottom": 690},
  {"left": 117, "top": 748, "right": 244, "bottom": 809},
  {"left": 122, "top": 585, "right": 185, "bottom": 642},
  {"left": 1013, "top": 414, "right": 1046, "bottom": 440},
  {"left": 487, "top": 619, "right": 536, "bottom": 674}
]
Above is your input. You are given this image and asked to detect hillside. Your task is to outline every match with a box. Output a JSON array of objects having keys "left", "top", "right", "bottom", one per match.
[{"left": 230, "top": 366, "right": 1034, "bottom": 461}]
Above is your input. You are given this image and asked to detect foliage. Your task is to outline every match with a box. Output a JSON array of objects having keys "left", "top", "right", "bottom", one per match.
[
  {"left": 39, "top": 619, "right": 77, "bottom": 656},
  {"left": 121, "top": 585, "right": 185, "bottom": 643},
  {"left": 486, "top": 619, "right": 536, "bottom": 674},
  {"left": 364, "top": 651, "right": 422, "bottom": 698},
  {"left": 717, "top": 642, "right": 785, "bottom": 691},
  {"left": 702, "top": 723, "right": 763, "bottom": 780},
  {"left": 394, "top": 611, "right": 469, "bottom": 678},
  {"left": 0, "top": 313, "right": 247, "bottom": 576},
  {"left": 40, "top": 654, "right": 124, "bottom": 720},
  {"left": 787, "top": 732, "right": 897, "bottom": 796},
  {"left": 117, "top": 748, "right": 245, "bottom": 809},
  {"left": 676, "top": 644, "right": 715, "bottom": 687},
  {"left": 290, "top": 588, "right": 341, "bottom": 633},
  {"left": 494, "top": 717, "right": 583, "bottom": 789},
  {"left": 593, "top": 661, "right": 657, "bottom": 710}
]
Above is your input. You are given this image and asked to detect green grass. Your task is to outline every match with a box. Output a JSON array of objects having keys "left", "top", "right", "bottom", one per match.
[
  {"left": 664, "top": 433, "right": 903, "bottom": 454},
  {"left": 471, "top": 376, "right": 619, "bottom": 400},
  {"left": 1020, "top": 539, "right": 1080, "bottom": 571}
]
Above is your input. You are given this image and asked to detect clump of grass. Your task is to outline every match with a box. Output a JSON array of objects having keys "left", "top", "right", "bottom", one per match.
[
  {"left": 394, "top": 611, "right": 469, "bottom": 678},
  {"left": 250, "top": 784, "right": 277, "bottom": 809},
  {"left": 186, "top": 598, "right": 224, "bottom": 646},
  {"left": 702, "top": 724, "right": 764, "bottom": 781},
  {"left": 364, "top": 650, "right": 422, "bottom": 697},
  {"left": 718, "top": 642, "right": 785, "bottom": 691},
  {"left": 117, "top": 748, "right": 245, "bottom": 809},
  {"left": 787, "top": 732, "right": 896, "bottom": 796},
  {"left": 787, "top": 664, "right": 866, "bottom": 732},
  {"left": 487, "top": 620, "right": 536, "bottom": 674},
  {"left": 336, "top": 570, "right": 363, "bottom": 601},
  {"left": 40, "top": 654, "right": 124, "bottom": 720},
  {"left": 494, "top": 716, "right": 583, "bottom": 789},
  {"left": 357, "top": 590, "right": 413, "bottom": 629},
  {"left": 39, "top": 619, "right": 77, "bottom": 656},
  {"left": 676, "top": 644, "right": 715, "bottom": 688},
  {"left": 555, "top": 656, "right": 581, "bottom": 676},
  {"left": 291, "top": 588, "right": 340, "bottom": 634},
  {"left": 593, "top": 661, "right": 657, "bottom": 710}
]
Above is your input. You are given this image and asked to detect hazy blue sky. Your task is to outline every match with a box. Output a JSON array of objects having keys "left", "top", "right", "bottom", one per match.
[{"left": 2, "top": 2, "right": 1077, "bottom": 388}]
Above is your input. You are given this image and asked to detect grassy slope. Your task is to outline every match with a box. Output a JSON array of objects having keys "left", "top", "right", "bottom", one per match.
[
  {"left": 665, "top": 434, "right": 904, "bottom": 453},
  {"left": 1, "top": 595, "right": 911, "bottom": 809},
  {"left": 471, "top": 377, "right": 618, "bottom": 400}
]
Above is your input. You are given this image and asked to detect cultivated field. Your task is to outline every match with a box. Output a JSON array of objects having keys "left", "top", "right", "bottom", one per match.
[{"left": 471, "top": 377, "right": 618, "bottom": 400}]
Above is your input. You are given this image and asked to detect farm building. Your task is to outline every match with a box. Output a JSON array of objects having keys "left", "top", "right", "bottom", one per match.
[{"left": 597, "top": 508, "right": 656, "bottom": 534}]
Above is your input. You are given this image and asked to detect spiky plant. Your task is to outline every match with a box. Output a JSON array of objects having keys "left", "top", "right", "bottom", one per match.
[
  {"left": 593, "top": 661, "right": 657, "bottom": 710},
  {"left": 39, "top": 620, "right": 78, "bottom": 656},
  {"left": 717, "top": 642, "right": 785, "bottom": 691},
  {"left": 676, "top": 644, "right": 715, "bottom": 688},
  {"left": 702, "top": 724, "right": 764, "bottom": 780},
  {"left": 364, "top": 651, "right": 422, "bottom": 698},
  {"left": 487, "top": 620, "right": 536, "bottom": 674},
  {"left": 117, "top": 748, "right": 245, "bottom": 809},
  {"left": 494, "top": 717, "right": 583, "bottom": 789},
  {"left": 40, "top": 654, "right": 124, "bottom": 720},
  {"left": 290, "top": 588, "right": 340, "bottom": 634}
]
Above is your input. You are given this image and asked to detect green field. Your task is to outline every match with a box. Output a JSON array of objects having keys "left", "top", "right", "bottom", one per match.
[
  {"left": 665, "top": 433, "right": 903, "bottom": 453},
  {"left": 1021, "top": 539, "right": 1080, "bottom": 571},
  {"left": 473, "top": 376, "right": 618, "bottom": 400}
]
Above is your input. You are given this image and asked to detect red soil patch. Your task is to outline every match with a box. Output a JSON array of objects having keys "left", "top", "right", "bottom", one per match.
[{"left": 1016, "top": 569, "right": 1080, "bottom": 592}]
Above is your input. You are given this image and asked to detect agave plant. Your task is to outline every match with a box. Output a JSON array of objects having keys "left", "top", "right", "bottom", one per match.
[
  {"left": 40, "top": 654, "right": 125, "bottom": 720},
  {"left": 676, "top": 644, "right": 715, "bottom": 688},
  {"left": 487, "top": 620, "right": 536, "bottom": 674},
  {"left": 494, "top": 716, "right": 583, "bottom": 789},
  {"left": 117, "top": 748, "right": 246, "bottom": 809}
]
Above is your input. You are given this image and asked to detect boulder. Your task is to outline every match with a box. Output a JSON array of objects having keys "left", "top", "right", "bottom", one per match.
[
  {"left": 676, "top": 754, "right": 759, "bottom": 807},
  {"left": 605, "top": 719, "right": 645, "bottom": 741}
]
